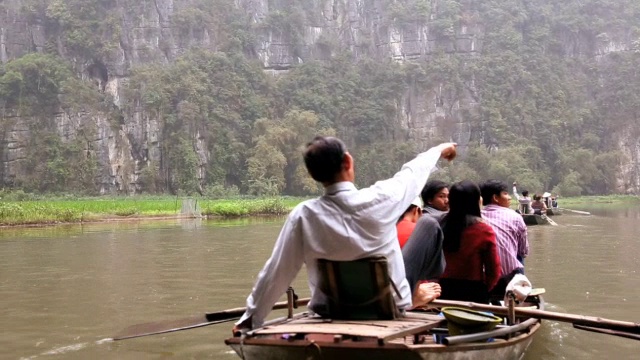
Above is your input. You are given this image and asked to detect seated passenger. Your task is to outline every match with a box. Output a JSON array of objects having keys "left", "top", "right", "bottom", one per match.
[
  {"left": 480, "top": 180, "right": 529, "bottom": 302},
  {"left": 439, "top": 180, "right": 502, "bottom": 304},
  {"left": 531, "top": 194, "right": 547, "bottom": 215},
  {"left": 421, "top": 180, "right": 449, "bottom": 218},
  {"left": 402, "top": 210, "right": 445, "bottom": 292},
  {"left": 396, "top": 197, "right": 423, "bottom": 249}
]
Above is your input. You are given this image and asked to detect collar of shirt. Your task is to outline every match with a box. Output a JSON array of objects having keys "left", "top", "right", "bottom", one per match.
[
  {"left": 483, "top": 204, "right": 505, "bottom": 211},
  {"left": 324, "top": 181, "right": 357, "bottom": 195}
]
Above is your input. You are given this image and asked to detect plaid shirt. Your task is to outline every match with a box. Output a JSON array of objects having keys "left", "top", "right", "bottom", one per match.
[{"left": 481, "top": 204, "right": 529, "bottom": 276}]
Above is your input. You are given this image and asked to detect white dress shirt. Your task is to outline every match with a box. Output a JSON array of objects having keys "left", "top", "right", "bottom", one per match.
[{"left": 237, "top": 145, "right": 446, "bottom": 328}]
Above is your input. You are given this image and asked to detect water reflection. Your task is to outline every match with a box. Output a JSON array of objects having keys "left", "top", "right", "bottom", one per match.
[{"left": 1, "top": 207, "right": 639, "bottom": 359}]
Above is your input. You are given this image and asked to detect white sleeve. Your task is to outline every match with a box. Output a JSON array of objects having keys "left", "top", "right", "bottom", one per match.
[
  {"left": 364, "top": 145, "right": 443, "bottom": 224},
  {"left": 512, "top": 186, "right": 521, "bottom": 201},
  {"left": 236, "top": 210, "right": 304, "bottom": 328}
]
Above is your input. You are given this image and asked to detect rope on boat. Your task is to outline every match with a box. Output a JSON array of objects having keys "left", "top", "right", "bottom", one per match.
[{"left": 305, "top": 341, "right": 322, "bottom": 359}]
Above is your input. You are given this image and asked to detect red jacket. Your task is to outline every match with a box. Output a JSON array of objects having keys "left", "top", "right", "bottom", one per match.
[{"left": 441, "top": 221, "right": 502, "bottom": 290}]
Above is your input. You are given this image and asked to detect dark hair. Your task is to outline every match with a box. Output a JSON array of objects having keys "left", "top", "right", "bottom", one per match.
[
  {"left": 442, "top": 180, "right": 482, "bottom": 252},
  {"left": 421, "top": 180, "right": 449, "bottom": 204},
  {"left": 303, "top": 136, "right": 347, "bottom": 184},
  {"left": 533, "top": 194, "right": 542, "bottom": 201},
  {"left": 480, "top": 180, "right": 508, "bottom": 206},
  {"left": 522, "top": 190, "right": 529, "bottom": 197}
]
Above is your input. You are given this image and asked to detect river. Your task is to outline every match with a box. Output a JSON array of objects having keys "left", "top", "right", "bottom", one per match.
[{"left": 1, "top": 204, "right": 639, "bottom": 359}]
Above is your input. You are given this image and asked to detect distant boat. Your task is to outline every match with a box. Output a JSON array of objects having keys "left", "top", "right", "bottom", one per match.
[{"left": 541, "top": 193, "right": 561, "bottom": 216}]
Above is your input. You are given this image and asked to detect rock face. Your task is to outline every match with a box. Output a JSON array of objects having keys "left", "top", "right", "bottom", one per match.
[{"left": 0, "top": 0, "right": 639, "bottom": 194}]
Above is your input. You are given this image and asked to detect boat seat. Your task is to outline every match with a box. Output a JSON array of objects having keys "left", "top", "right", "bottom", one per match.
[{"left": 317, "top": 256, "right": 400, "bottom": 321}]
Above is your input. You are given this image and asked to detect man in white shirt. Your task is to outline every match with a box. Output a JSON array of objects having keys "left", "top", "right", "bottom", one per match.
[
  {"left": 512, "top": 182, "right": 533, "bottom": 214},
  {"left": 234, "top": 136, "right": 457, "bottom": 330}
]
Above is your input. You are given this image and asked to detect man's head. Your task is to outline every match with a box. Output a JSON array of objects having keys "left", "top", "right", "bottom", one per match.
[
  {"left": 421, "top": 180, "right": 449, "bottom": 211},
  {"left": 522, "top": 190, "right": 529, "bottom": 197},
  {"left": 399, "top": 197, "right": 423, "bottom": 224},
  {"left": 303, "top": 136, "right": 354, "bottom": 185},
  {"left": 480, "top": 180, "right": 511, "bottom": 208}
]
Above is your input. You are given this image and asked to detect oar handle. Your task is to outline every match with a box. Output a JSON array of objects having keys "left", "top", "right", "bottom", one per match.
[
  {"left": 429, "top": 299, "right": 640, "bottom": 331},
  {"left": 205, "top": 298, "right": 310, "bottom": 322}
]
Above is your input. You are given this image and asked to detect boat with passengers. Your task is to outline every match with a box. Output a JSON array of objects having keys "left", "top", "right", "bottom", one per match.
[{"left": 225, "top": 257, "right": 544, "bottom": 360}]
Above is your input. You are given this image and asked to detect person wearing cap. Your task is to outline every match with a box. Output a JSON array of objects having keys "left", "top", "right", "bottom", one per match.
[
  {"left": 401, "top": 183, "right": 449, "bottom": 291},
  {"left": 233, "top": 136, "right": 457, "bottom": 331},
  {"left": 402, "top": 211, "right": 446, "bottom": 293},
  {"left": 396, "top": 196, "right": 423, "bottom": 249}
]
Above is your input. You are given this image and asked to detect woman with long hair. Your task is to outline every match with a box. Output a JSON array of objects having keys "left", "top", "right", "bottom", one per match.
[{"left": 439, "top": 180, "right": 502, "bottom": 303}]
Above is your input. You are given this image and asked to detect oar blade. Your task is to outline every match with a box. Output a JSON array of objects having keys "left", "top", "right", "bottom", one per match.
[
  {"left": 574, "top": 324, "right": 640, "bottom": 341},
  {"left": 113, "top": 298, "right": 311, "bottom": 341},
  {"left": 113, "top": 315, "right": 238, "bottom": 341}
]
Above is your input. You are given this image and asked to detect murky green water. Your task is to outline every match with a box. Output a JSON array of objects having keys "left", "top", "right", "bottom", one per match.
[{"left": 1, "top": 205, "right": 639, "bottom": 359}]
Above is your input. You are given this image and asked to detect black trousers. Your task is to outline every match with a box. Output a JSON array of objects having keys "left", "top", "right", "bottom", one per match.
[{"left": 439, "top": 278, "right": 490, "bottom": 304}]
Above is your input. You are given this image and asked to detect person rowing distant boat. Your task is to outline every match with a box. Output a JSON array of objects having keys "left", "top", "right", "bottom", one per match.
[
  {"left": 512, "top": 182, "right": 533, "bottom": 214},
  {"left": 232, "top": 136, "right": 457, "bottom": 332}
]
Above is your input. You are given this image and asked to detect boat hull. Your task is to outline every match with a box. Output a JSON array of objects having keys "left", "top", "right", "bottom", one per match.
[
  {"left": 227, "top": 323, "right": 540, "bottom": 360},
  {"left": 546, "top": 208, "right": 562, "bottom": 216},
  {"left": 522, "top": 214, "right": 550, "bottom": 225}
]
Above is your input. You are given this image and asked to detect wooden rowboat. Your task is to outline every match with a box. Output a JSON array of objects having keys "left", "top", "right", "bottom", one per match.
[{"left": 225, "top": 295, "right": 544, "bottom": 360}]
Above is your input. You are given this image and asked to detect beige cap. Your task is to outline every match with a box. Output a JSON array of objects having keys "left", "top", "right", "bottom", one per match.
[{"left": 411, "top": 196, "right": 423, "bottom": 208}]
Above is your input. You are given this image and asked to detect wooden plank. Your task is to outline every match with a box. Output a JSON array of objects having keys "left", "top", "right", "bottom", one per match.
[
  {"left": 378, "top": 319, "right": 445, "bottom": 345},
  {"left": 252, "top": 318, "right": 443, "bottom": 338}
]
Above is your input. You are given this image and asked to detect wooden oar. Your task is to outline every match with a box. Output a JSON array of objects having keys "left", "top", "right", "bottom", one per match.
[
  {"left": 428, "top": 299, "right": 640, "bottom": 340},
  {"left": 540, "top": 214, "right": 558, "bottom": 226},
  {"left": 559, "top": 208, "right": 591, "bottom": 215},
  {"left": 112, "top": 297, "right": 310, "bottom": 341}
]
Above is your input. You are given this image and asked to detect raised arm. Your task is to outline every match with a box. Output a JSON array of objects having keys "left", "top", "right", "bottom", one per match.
[
  {"left": 364, "top": 143, "right": 457, "bottom": 223},
  {"left": 512, "top": 182, "right": 521, "bottom": 201}
]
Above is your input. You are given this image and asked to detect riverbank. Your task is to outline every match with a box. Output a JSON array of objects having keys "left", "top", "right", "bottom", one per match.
[
  {"left": 1, "top": 194, "right": 637, "bottom": 227},
  {"left": 0, "top": 196, "right": 308, "bottom": 227}
]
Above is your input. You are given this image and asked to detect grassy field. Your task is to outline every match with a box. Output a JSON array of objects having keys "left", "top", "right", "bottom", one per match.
[{"left": 0, "top": 196, "right": 309, "bottom": 226}]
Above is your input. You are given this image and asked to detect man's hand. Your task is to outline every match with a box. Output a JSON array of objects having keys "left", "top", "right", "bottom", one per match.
[
  {"left": 410, "top": 282, "right": 441, "bottom": 309},
  {"left": 439, "top": 143, "right": 457, "bottom": 161},
  {"left": 232, "top": 316, "right": 252, "bottom": 337},
  {"left": 513, "top": 182, "right": 517, "bottom": 186}
]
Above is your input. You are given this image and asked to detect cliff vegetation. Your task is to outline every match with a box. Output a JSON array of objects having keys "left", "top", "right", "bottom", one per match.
[{"left": 1, "top": 0, "right": 639, "bottom": 196}]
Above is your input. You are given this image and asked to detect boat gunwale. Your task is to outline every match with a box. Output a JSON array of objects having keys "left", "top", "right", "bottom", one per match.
[{"left": 225, "top": 314, "right": 542, "bottom": 352}]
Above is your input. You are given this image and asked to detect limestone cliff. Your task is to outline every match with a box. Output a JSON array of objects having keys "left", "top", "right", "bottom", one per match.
[{"left": 0, "top": 0, "right": 638, "bottom": 194}]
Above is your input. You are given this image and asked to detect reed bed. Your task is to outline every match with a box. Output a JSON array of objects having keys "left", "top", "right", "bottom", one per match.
[{"left": 0, "top": 196, "right": 308, "bottom": 226}]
